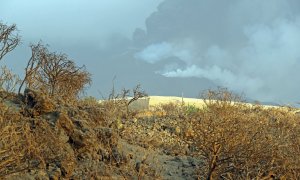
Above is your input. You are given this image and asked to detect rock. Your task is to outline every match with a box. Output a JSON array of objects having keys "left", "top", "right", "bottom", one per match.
[
  {"left": 47, "top": 163, "right": 62, "bottom": 180},
  {"left": 135, "top": 162, "right": 141, "bottom": 172},
  {"left": 69, "top": 129, "right": 87, "bottom": 149},
  {"left": 57, "top": 129, "right": 69, "bottom": 143},
  {"left": 24, "top": 88, "right": 55, "bottom": 116},
  {"left": 60, "top": 157, "right": 76, "bottom": 178},
  {"left": 182, "top": 162, "right": 190, "bottom": 168},
  {"left": 96, "top": 127, "right": 118, "bottom": 146},
  {"left": 34, "top": 170, "right": 49, "bottom": 180},
  {"left": 56, "top": 112, "right": 75, "bottom": 136},
  {"left": 73, "top": 119, "right": 90, "bottom": 132}
]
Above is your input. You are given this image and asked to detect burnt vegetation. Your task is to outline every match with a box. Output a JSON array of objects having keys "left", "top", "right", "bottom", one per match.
[
  {"left": 1, "top": 22, "right": 300, "bottom": 179},
  {"left": 18, "top": 42, "right": 91, "bottom": 103},
  {"left": 0, "top": 22, "right": 20, "bottom": 61}
]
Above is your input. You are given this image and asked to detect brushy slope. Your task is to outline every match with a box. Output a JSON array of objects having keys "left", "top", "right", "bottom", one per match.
[{"left": 1, "top": 89, "right": 300, "bottom": 179}]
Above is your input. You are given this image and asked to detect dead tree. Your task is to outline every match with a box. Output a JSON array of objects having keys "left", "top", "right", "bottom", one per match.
[
  {"left": 123, "top": 84, "right": 148, "bottom": 114},
  {"left": 18, "top": 43, "right": 43, "bottom": 94},
  {"left": 0, "top": 22, "right": 20, "bottom": 61},
  {"left": 19, "top": 42, "right": 91, "bottom": 102},
  {"left": 127, "top": 84, "right": 148, "bottom": 106}
]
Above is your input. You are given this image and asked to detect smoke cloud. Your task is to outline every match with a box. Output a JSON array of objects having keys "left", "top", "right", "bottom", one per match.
[
  {"left": 134, "top": 41, "right": 194, "bottom": 64},
  {"left": 2, "top": 0, "right": 300, "bottom": 103},
  {"left": 134, "top": 0, "right": 300, "bottom": 103}
]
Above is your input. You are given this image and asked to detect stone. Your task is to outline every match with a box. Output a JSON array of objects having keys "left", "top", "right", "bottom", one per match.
[{"left": 24, "top": 88, "right": 55, "bottom": 115}]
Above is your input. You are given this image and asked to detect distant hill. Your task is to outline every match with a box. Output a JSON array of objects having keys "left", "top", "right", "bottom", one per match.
[{"left": 100, "top": 96, "right": 300, "bottom": 113}]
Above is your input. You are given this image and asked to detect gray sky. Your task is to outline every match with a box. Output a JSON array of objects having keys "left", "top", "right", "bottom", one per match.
[
  {"left": 1, "top": 0, "right": 300, "bottom": 103},
  {"left": 0, "top": 0, "right": 162, "bottom": 40}
]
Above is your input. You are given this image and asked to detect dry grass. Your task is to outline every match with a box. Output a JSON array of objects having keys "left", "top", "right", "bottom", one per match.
[
  {"left": 0, "top": 90, "right": 135, "bottom": 179},
  {"left": 0, "top": 101, "right": 45, "bottom": 177},
  {"left": 122, "top": 89, "right": 300, "bottom": 179},
  {"left": 1, "top": 86, "right": 300, "bottom": 179},
  {"left": 183, "top": 90, "right": 300, "bottom": 179}
]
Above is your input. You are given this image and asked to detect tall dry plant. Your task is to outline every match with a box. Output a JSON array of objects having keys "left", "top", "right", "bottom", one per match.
[
  {"left": 18, "top": 43, "right": 43, "bottom": 94},
  {"left": 0, "top": 22, "right": 20, "bottom": 61},
  {"left": 19, "top": 42, "right": 91, "bottom": 103},
  {"left": 0, "top": 102, "right": 45, "bottom": 177},
  {"left": 105, "top": 84, "right": 148, "bottom": 118},
  {"left": 0, "top": 65, "right": 21, "bottom": 93},
  {"left": 122, "top": 84, "right": 148, "bottom": 115},
  {"left": 184, "top": 88, "right": 300, "bottom": 179}
]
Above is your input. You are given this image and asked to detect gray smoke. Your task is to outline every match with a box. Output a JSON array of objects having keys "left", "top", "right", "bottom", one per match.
[
  {"left": 134, "top": 0, "right": 300, "bottom": 103},
  {"left": 2, "top": 0, "right": 300, "bottom": 103}
]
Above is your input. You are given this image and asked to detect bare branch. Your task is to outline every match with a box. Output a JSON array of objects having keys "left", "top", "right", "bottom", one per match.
[
  {"left": 0, "top": 23, "right": 20, "bottom": 61},
  {"left": 19, "top": 42, "right": 91, "bottom": 103}
]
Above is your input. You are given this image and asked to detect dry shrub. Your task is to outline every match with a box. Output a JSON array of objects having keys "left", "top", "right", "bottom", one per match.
[
  {"left": 0, "top": 103, "right": 25, "bottom": 176},
  {"left": 55, "top": 104, "right": 128, "bottom": 171},
  {"left": 0, "top": 92, "right": 130, "bottom": 178},
  {"left": 157, "top": 102, "right": 183, "bottom": 118},
  {"left": 0, "top": 22, "right": 20, "bottom": 61},
  {"left": 19, "top": 42, "right": 91, "bottom": 103},
  {"left": 0, "top": 66, "right": 21, "bottom": 102},
  {"left": 0, "top": 102, "right": 45, "bottom": 177},
  {"left": 184, "top": 89, "right": 300, "bottom": 179},
  {"left": 78, "top": 96, "right": 99, "bottom": 107},
  {"left": 98, "top": 84, "right": 148, "bottom": 126},
  {"left": 153, "top": 101, "right": 200, "bottom": 119},
  {"left": 125, "top": 84, "right": 148, "bottom": 113},
  {"left": 77, "top": 97, "right": 114, "bottom": 128},
  {"left": 27, "top": 116, "right": 76, "bottom": 177},
  {"left": 100, "top": 99, "right": 128, "bottom": 122},
  {"left": 0, "top": 66, "right": 21, "bottom": 93},
  {"left": 0, "top": 99, "right": 76, "bottom": 178}
]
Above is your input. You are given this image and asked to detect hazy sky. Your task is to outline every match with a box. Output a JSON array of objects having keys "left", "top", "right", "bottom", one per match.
[
  {"left": 0, "top": 0, "right": 162, "bottom": 40},
  {"left": 1, "top": 0, "right": 300, "bottom": 104}
]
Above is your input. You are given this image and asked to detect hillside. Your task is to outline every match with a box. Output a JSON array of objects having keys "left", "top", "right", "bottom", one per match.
[
  {"left": 1, "top": 89, "right": 300, "bottom": 179},
  {"left": 127, "top": 95, "right": 296, "bottom": 113}
]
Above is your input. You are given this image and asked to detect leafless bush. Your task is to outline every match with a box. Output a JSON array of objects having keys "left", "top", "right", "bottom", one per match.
[
  {"left": 122, "top": 84, "right": 148, "bottom": 115},
  {"left": 19, "top": 42, "right": 91, "bottom": 103},
  {"left": 156, "top": 102, "right": 182, "bottom": 118},
  {"left": 100, "top": 84, "right": 148, "bottom": 121},
  {"left": 18, "top": 43, "right": 43, "bottom": 94},
  {"left": 0, "top": 102, "right": 45, "bottom": 177},
  {"left": 0, "top": 22, "right": 20, "bottom": 61},
  {"left": 183, "top": 89, "right": 300, "bottom": 179},
  {"left": 0, "top": 65, "right": 21, "bottom": 93}
]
